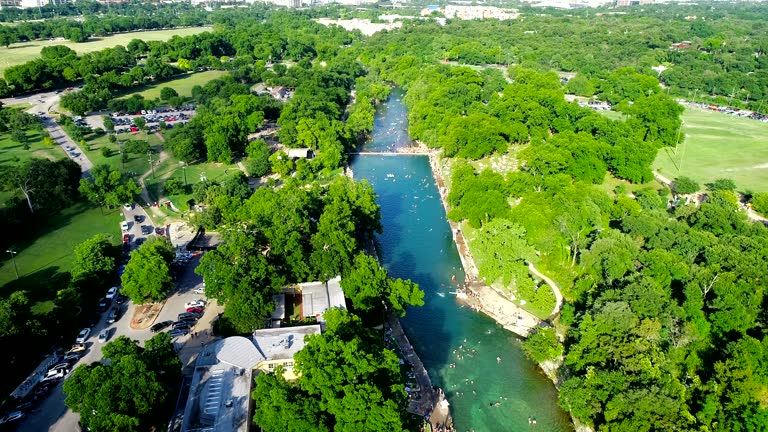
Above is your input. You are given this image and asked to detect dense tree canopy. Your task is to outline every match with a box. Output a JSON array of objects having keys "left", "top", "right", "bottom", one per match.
[
  {"left": 253, "top": 309, "right": 408, "bottom": 432},
  {"left": 121, "top": 237, "right": 175, "bottom": 304},
  {"left": 63, "top": 333, "right": 181, "bottom": 432}
]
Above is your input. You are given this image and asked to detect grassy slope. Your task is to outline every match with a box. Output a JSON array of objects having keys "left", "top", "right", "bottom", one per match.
[
  {"left": 0, "top": 202, "right": 122, "bottom": 290},
  {"left": 0, "top": 27, "right": 210, "bottom": 77},
  {"left": 117, "top": 70, "right": 228, "bottom": 100},
  {"left": 653, "top": 107, "right": 768, "bottom": 192}
]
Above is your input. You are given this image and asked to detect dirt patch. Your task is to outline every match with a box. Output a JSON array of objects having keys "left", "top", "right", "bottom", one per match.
[{"left": 130, "top": 302, "right": 165, "bottom": 330}]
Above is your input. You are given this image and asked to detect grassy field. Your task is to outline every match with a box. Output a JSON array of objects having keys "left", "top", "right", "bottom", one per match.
[
  {"left": 118, "top": 70, "right": 228, "bottom": 100},
  {"left": 145, "top": 158, "right": 238, "bottom": 206},
  {"left": 653, "top": 107, "right": 768, "bottom": 192},
  {"left": 79, "top": 130, "right": 165, "bottom": 175},
  {"left": 0, "top": 202, "right": 122, "bottom": 290},
  {"left": 0, "top": 27, "right": 211, "bottom": 77},
  {"left": 0, "top": 128, "right": 65, "bottom": 165}
]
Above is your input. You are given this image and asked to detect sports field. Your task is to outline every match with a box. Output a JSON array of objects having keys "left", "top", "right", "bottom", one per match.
[
  {"left": 0, "top": 27, "right": 211, "bottom": 77},
  {"left": 118, "top": 70, "right": 228, "bottom": 100},
  {"left": 653, "top": 107, "right": 768, "bottom": 192}
]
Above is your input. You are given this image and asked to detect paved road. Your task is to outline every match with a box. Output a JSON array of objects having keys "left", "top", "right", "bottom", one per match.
[
  {"left": 42, "top": 117, "right": 94, "bottom": 175},
  {"left": 16, "top": 205, "right": 218, "bottom": 432}
]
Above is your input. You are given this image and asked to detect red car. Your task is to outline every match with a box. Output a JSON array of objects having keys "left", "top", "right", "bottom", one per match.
[
  {"left": 186, "top": 306, "right": 203, "bottom": 314},
  {"left": 123, "top": 233, "right": 130, "bottom": 243}
]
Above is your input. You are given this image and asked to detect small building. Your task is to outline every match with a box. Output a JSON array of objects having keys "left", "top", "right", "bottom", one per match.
[
  {"left": 286, "top": 148, "right": 314, "bottom": 159},
  {"left": 671, "top": 41, "right": 693, "bottom": 50},
  {"left": 267, "top": 86, "right": 294, "bottom": 101},
  {"left": 252, "top": 325, "right": 322, "bottom": 380},
  {"left": 295, "top": 276, "right": 346, "bottom": 323}
]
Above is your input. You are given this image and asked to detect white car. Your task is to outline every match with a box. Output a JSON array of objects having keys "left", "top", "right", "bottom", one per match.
[
  {"left": 120, "top": 221, "right": 129, "bottom": 232},
  {"left": 106, "top": 287, "right": 118, "bottom": 299},
  {"left": 184, "top": 299, "right": 206, "bottom": 309},
  {"left": 97, "top": 329, "right": 110, "bottom": 343},
  {"left": 75, "top": 328, "right": 91, "bottom": 344},
  {"left": 123, "top": 203, "right": 133, "bottom": 210},
  {"left": 0, "top": 411, "right": 24, "bottom": 424}
]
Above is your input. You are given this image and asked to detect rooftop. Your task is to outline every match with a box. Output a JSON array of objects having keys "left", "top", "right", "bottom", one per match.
[
  {"left": 181, "top": 336, "right": 263, "bottom": 432},
  {"left": 296, "top": 276, "right": 346, "bottom": 322},
  {"left": 252, "top": 324, "right": 321, "bottom": 361}
]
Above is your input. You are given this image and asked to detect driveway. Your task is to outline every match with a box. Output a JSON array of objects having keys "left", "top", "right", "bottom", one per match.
[{"left": 15, "top": 209, "right": 219, "bottom": 432}]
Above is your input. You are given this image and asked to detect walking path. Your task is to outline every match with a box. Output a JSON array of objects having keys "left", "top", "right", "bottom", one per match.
[
  {"left": 138, "top": 149, "right": 171, "bottom": 219},
  {"left": 527, "top": 262, "right": 564, "bottom": 319},
  {"left": 387, "top": 315, "right": 454, "bottom": 431}
]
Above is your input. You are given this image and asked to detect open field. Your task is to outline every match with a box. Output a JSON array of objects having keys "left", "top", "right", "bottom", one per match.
[
  {"left": 0, "top": 128, "right": 64, "bottom": 165},
  {"left": 653, "top": 107, "right": 768, "bottom": 192},
  {"left": 0, "top": 202, "right": 122, "bottom": 290},
  {"left": 118, "top": 70, "right": 227, "bottom": 100},
  {"left": 0, "top": 27, "right": 211, "bottom": 77}
]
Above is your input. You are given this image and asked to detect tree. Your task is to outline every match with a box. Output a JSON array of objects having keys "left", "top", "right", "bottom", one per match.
[
  {"left": 102, "top": 116, "right": 114, "bottom": 132},
  {"left": 0, "top": 158, "right": 81, "bottom": 214},
  {"left": 673, "top": 176, "right": 699, "bottom": 195},
  {"left": 269, "top": 151, "right": 294, "bottom": 177},
  {"left": 79, "top": 164, "right": 141, "bottom": 209},
  {"left": 163, "top": 178, "right": 185, "bottom": 195},
  {"left": 246, "top": 139, "right": 272, "bottom": 177},
  {"left": 472, "top": 218, "right": 537, "bottom": 286},
  {"left": 160, "top": 87, "right": 178, "bottom": 101},
  {"left": 63, "top": 333, "right": 178, "bottom": 432},
  {"left": 750, "top": 192, "right": 768, "bottom": 216},
  {"left": 71, "top": 234, "right": 116, "bottom": 283},
  {"left": 522, "top": 327, "right": 563, "bottom": 363},
  {"left": 253, "top": 309, "right": 408, "bottom": 432},
  {"left": 133, "top": 117, "right": 146, "bottom": 131},
  {"left": 707, "top": 178, "right": 736, "bottom": 192},
  {"left": 341, "top": 253, "right": 424, "bottom": 317},
  {"left": 121, "top": 237, "right": 175, "bottom": 304}
]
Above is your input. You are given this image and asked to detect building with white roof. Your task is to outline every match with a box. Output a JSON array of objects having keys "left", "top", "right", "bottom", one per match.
[
  {"left": 180, "top": 326, "right": 322, "bottom": 432},
  {"left": 296, "top": 276, "right": 346, "bottom": 322}
]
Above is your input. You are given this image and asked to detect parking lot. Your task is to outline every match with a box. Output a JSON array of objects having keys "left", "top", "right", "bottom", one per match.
[
  {"left": 108, "top": 105, "right": 196, "bottom": 134},
  {"left": 13, "top": 205, "right": 220, "bottom": 432}
]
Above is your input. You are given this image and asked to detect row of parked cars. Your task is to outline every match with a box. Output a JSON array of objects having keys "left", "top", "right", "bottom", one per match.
[{"left": 150, "top": 298, "right": 206, "bottom": 338}]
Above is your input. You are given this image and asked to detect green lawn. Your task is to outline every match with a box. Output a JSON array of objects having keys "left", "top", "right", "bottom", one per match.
[
  {"left": 79, "top": 130, "right": 165, "bottom": 175},
  {"left": 145, "top": 158, "right": 239, "bottom": 206},
  {"left": 653, "top": 107, "right": 768, "bottom": 192},
  {"left": 117, "top": 70, "right": 228, "bottom": 100},
  {"left": 0, "top": 202, "right": 122, "bottom": 291},
  {"left": 0, "top": 128, "right": 64, "bottom": 165},
  {"left": 0, "top": 27, "right": 211, "bottom": 77}
]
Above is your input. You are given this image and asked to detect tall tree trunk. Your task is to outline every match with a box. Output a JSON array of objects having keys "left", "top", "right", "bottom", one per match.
[{"left": 21, "top": 187, "right": 33, "bottom": 214}]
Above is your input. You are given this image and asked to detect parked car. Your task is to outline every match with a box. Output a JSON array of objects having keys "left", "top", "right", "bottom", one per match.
[
  {"left": 150, "top": 320, "right": 173, "bottom": 333},
  {"left": 186, "top": 306, "right": 204, "bottom": 314},
  {"left": 64, "top": 352, "right": 82, "bottom": 363},
  {"left": 123, "top": 233, "right": 130, "bottom": 243},
  {"left": 193, "top": 287, "right": 206, "bottom": 294},
  {"left": 97, "top": 328, "right": 110, "bottom": 343},
  {"left": 115, "top": 294, "right": 127, "bottom": 305},
  {"left": 107, "top": 307, "right": 121, "bottom": 324},
  {"left": 155, "top": 227, "right": 165, "bottom": 235},
  {"left": 97, "top": 298, "right": 109, "bottom": 312},
  {"left": 43, "top": 367, "right": 68, "bottom": 380},
  {"left": 135, "top": 238, "right": 145, "bottom": 246},
  {"left": 120, "top": 221, "right": 129, "bottom": 232},
  {"left": 49, "top": 363, "right": 70, "bottom": 372},
  {"left": 0, "top": 411, "right": 25, "bottom": 424},
  {"left": 106, "top": 286, "right": 118, "bottom": 299},
  {"left": 178, "top": 312, "right": 200, "bottom": 321},
  {"left": 172, "top": 320, "right": 191, "bottom": 329},
  {"left": 141, "top": 225, "right": 153, "bottom": 235},
  {"left": 133, "top": 215, "right": 143, "bottom": 223},
  {"left": 124, "top": 203, "right": 133, "bottom": 210},
  {"left": 168, "top": 328, "right": 189, "bottom": 338},
  {"left": 117, "top": 265, "right": 126, "bottom": 276},
  {"left": 75, "top": 328, "right": 91, "bottom": 344},
  {"left": 67, "top": 343, "right": 86, "bottom": 353},
  {"left": 185, "top": 299, "right": 206, "bottom": 309}
]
